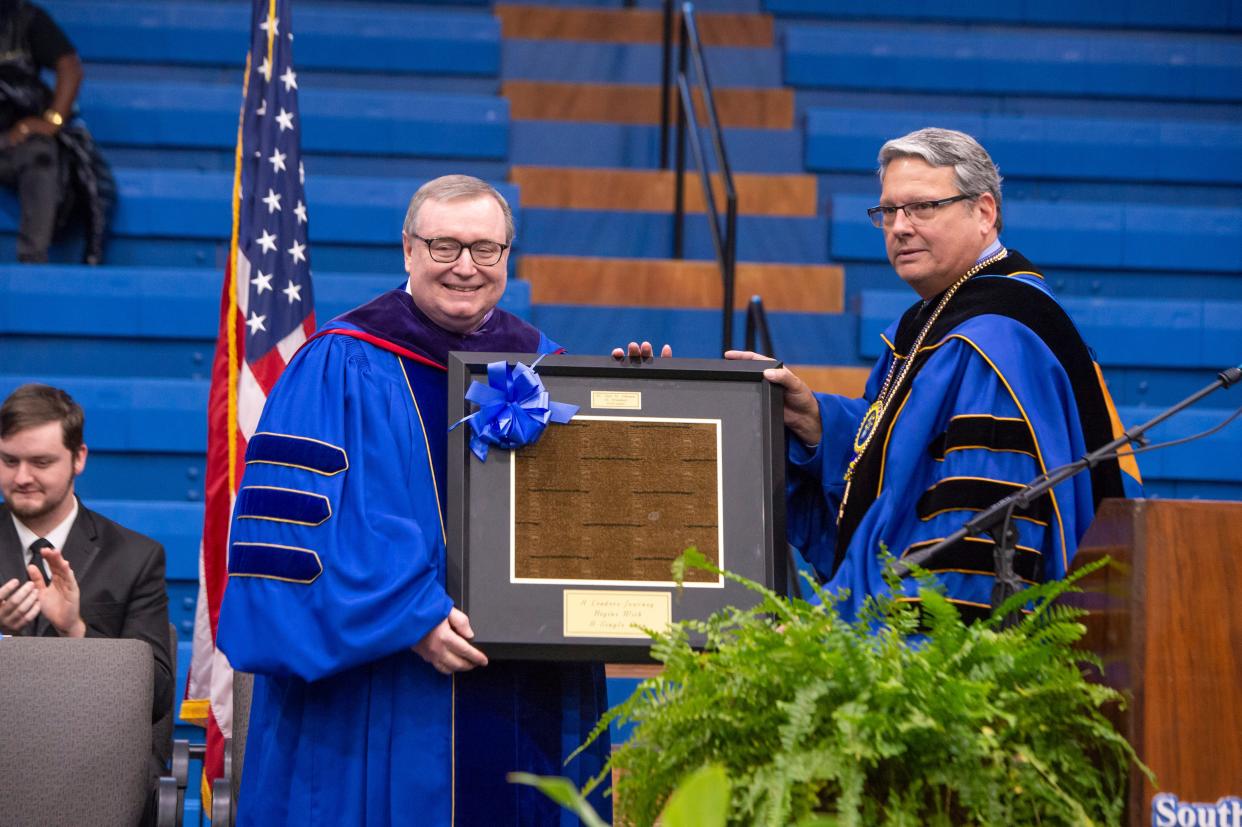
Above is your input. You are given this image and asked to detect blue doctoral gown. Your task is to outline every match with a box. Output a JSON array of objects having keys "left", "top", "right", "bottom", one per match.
[
  {"left": 787, "top": 252, "right": 1142, "bottom": 621},
  {"left": 217, "top": 289, "right": 610, "bottom": 826}
]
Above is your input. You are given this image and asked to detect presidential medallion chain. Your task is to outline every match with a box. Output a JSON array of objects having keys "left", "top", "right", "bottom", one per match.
[{"left": 837, "top": 248, "right": 1009, "bottom": 521}]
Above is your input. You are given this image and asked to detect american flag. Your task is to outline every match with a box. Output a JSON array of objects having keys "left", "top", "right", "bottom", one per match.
[{"left": 181, "top": 0, "right": 314, "bottom": 805}]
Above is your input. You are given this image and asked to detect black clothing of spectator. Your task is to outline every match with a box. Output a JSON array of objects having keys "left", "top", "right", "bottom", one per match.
[{"left": 0, "top": 1, "right": 113, "bottom": 264}]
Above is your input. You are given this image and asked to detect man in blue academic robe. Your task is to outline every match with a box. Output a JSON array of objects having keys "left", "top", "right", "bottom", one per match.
[
  {"left": 731, "top": 128, "right": 1142, "bottom": 621},
  {"left": 217, "top": 175, "right": 609, "bottom": 825}
]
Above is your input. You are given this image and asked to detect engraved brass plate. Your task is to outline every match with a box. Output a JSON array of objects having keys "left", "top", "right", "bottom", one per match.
[
  {"left": 563, "top": 589, "right": 672, "bottom": 638},
  {"left": 590, "top": 390, "right": 642, "bottom": 410}
]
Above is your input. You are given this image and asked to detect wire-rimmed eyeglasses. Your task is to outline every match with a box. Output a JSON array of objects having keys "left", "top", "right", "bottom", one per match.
[
  {"left": 410, "top": 234, "right": 509, "bottom": 266},
  {"left": 866, "top": 194, "right": 978, "bottom": 228}
]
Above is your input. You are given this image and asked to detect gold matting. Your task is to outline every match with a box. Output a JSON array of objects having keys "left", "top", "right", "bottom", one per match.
[{"left": 512, "top": 416, "right": 721, "bottom": 585}]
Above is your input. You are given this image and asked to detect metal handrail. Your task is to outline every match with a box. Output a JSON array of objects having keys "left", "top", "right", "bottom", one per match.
[
  {"left": 666, "top": 1, "right": 738, "bottom": 354},
  {"left": 744, "top": 295, "right": 776, "bottom": 358}
]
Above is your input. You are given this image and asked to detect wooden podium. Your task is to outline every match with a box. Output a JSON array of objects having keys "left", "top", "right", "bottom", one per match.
[{"left": 1074, "top": 499, "right": 1242, "bottom": 824}]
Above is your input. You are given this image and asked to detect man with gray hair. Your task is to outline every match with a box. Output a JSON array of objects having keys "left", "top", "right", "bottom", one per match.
[
  {"left": 217, "top": 175, "right": 609, "bottom": 825},
  {"left": 732, "top": 128, "right": 1141, "bottom": 620}
]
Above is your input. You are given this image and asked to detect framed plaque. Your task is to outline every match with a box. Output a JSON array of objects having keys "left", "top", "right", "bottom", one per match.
[{"left": 446, "top": 353, "right": 786, "bottom": 661}]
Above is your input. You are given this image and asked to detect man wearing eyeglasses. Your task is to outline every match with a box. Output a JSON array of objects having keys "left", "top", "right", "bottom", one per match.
[
  {"left": 216, "top": 175, "right": 610, "bottom": 826},
  {"left": 733, "top": 127, "right": 1141, "bottom": 621}
]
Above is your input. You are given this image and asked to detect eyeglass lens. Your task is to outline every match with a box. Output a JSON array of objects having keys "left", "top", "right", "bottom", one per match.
[{"left": 426, "top": 237, "right": 504, "bottom": 265}]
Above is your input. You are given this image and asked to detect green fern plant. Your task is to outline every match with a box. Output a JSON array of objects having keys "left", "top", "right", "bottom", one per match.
[{"left": 548, "top": 549, "right": 1149, "bottom": 826}]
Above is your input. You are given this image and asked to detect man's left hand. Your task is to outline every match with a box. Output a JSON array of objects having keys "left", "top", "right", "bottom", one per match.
[
  {"left": 6, "top": 116, "right": 58, "bottom": 146},
  {"left": 30, "top": 547, "right": 86, "bottom": 638}
]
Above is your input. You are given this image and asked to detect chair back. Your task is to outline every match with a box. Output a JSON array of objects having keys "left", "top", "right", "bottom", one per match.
[
  {"left": 154, "top": 622, "right": 178, "bottom": 768},
  {"left": 0, "top": 637, "right": 154, "bottom": 825},
  {"left": 231, "top": 670, "right": 255, "bottom": 805}
]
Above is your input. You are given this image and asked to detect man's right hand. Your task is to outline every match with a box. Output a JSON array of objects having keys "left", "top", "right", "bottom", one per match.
[
  {"left": 413, "top": 607, "right": 489, "bottom": 675},
  {"left": 724, "top": 350, "right": 823, "bottom": 447},
  {"left": 0, "top": 578, "right": 39, "bottom": 634},
  {"left": 611, "top": 341, "right": 672, "bottom": 360}
]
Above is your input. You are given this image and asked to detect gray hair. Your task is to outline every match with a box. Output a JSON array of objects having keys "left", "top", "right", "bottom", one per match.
[
  {"left": 878, "top": 128, "right": 1003, "bottom": 233},
  {"left": 402, "top": 174, "right": 515, "bottom": 242}
]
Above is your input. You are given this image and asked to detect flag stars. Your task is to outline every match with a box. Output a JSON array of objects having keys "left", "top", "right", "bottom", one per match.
[
  {"left": 299, "top": 160, "right": 305, "bottom": 185},
  {"left": 279, "top": 67, "right": 298, "bottom": 92},
  {"left": 246, "top": 312, "right": 268, "bottom": 334},
  {"left": 256, "top": 229, "right": 278, "bottom": 254},
  {"left": 268, "top": 148, "right": 287, "bottom": 173},
  {"left": 294, "top": 200, "right": 307, "bottom": 224},
  {"left": 275, "top": 108, "right": 294, "bottom": 132},
  {"left": 259, "top": 13, "right": 279, "bottom": 37},
  {"left": 256, "top": 99, "right": 267, "bottom": 117},
  {"left": 262, "top": 188, "right": 282, "bottom": 214},
  {"left": 288, "top": 240, "right": 307, "bottom": 265},
  {"left": 257, "top": 57, "right": 271, "bottom": 82},
  {"left": 282, "top": 281, "right": 303, "bottom": 303},
  {"left": 251, "top": 270, "right": 273, "bottom": 294}
]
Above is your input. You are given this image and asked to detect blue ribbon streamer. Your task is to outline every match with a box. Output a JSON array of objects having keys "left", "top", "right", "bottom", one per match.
[{"left": 450, "top": 356, "right": 579, "bottom": 461}]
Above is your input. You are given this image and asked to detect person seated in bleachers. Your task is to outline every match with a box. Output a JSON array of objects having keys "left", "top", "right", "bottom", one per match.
[
  {"left": 0, "top": 383, "right": 172, "bottom": 817},
  {"left": 730, "top": 127, "right": 1143, "bottom": 621},
  {"left": 0, "top": 0, "right": 113, "bottom": 264}
]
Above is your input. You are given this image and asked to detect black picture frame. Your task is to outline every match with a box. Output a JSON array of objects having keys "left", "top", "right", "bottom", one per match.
[{"left": 447, "top": 353, "right": 786, "bottom": 661}]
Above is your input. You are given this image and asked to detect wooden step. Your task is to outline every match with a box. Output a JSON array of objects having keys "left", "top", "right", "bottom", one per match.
[
  {"left": 519, "top": 255, "right": 843, "bottom": 313},
  {"left": 497, "top": 5, "right": 773, "bottom": 47},
  {"left": 511, "top": 166, "right": 817, "bottom": 217},
  {"left": 791, "top": 365, "right": 871, "bottom": 397},
  {"left": 503, "top": 80, "right": 793, "bottom": 130},
  {"left": 606, "top": 663, "right": 662, "bottom": 680}
]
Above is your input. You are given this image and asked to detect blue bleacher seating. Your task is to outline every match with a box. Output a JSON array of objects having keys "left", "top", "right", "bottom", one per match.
[
  {"left": 783, "top": 22, "right": 1242, "bottom": 101},
  {"left": 511, "top": 121, "right": 804, "bottom": 172},
  {"left": 831, "top": 194, "right": 1242, "bottom": 273},
  {"left": 520, "top": 208, "right": 829, "bottom": 263},
  {"left": 503, "top": 40, "right": 782, "bottom": 86},
  {"left": 531, "top": 303, "right": 857, "bottom": 362},
  {"left": 81, "top": 81, "right": 510, "bottom": 159},
  {"left": 0, "top": 265, "right": 532, "bottom": 377},
  {"left": 44, "top": 0, "right": 500, "bottom": 76},
  {"left": 804, "top": 107, "right": 1242, "bottom": 184},
  {"left": 858, "top": 289, "right": 1242, "bottom": 371},
  {"left": 0, "top": 172, "right": 520, "bottom": 246},
  {"left": 764, "top": 0, "right": 1242, "bottom": 32}
]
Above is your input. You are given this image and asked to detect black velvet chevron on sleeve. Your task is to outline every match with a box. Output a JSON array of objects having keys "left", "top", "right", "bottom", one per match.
[
  {"left": 916, "top": 477, "right": 1052, "bottom": 525},
  {"left": 927, "top": 415, "right": 1037, "bottom": 461},
  {"left": 901, "top": 535, "right": 1041, "bottom": 583}
]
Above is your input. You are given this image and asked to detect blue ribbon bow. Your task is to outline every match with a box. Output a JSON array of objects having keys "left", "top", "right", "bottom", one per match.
[{"left": 450, "top": 357, "right": 579, "bottom": 461}]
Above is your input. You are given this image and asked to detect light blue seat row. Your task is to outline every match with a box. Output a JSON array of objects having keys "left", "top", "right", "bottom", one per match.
[
  {"left": 521, "top": 208, "right": 830, "bottom": 263},
  {"left": 91, "top": 500, "right": 204, "bottom": 582},
  {"left": 857, "top": 289, "right": 1242, "bottom": 370},
  {"left": 503, "top": 40, "right": 783, "bottom": 87},
  {"left": 831, "top": 194, "right": 1242, "bottom": 273},
  {"left": 0, "top": 374, "right": 207, "bottom": 453},
  {"left": 0, "top": 265, "right": 532, "bottom": 377},
  {"left": 531, "top": 304, "right": 857, "bottom": 363},
  {"left": 805, "top": 107, "right": 1242, "bottom": 185},
  {"left": 0, "top": 170, "right": 520, "bottom": 245},
  {"left": 765, "top": 0, "right": 1242, "bottom": 32},
  {"left": 80, "top": 80, "right": 509, "bottom": 160},
  {"left": 43, "top": 0, "right": 500, "bottom": 77},
  {"left": 784, "top": 22, "right": 1242, "bottom": 102},
  {"left": 510, "top": 121, "right": 804, "bottom": 172}
]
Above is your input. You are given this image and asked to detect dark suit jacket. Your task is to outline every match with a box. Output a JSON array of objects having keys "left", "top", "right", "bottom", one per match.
[{"left": 0, "top": 500, "right": 173, "bottom": 776}]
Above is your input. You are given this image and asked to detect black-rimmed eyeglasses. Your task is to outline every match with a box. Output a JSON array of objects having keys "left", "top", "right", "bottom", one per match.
[
  {"left": 410, "top": 234, "right": 509, "bottom": 266},
  {"left": 866, "top": 194, "right": 977, "bottom": 228}
]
